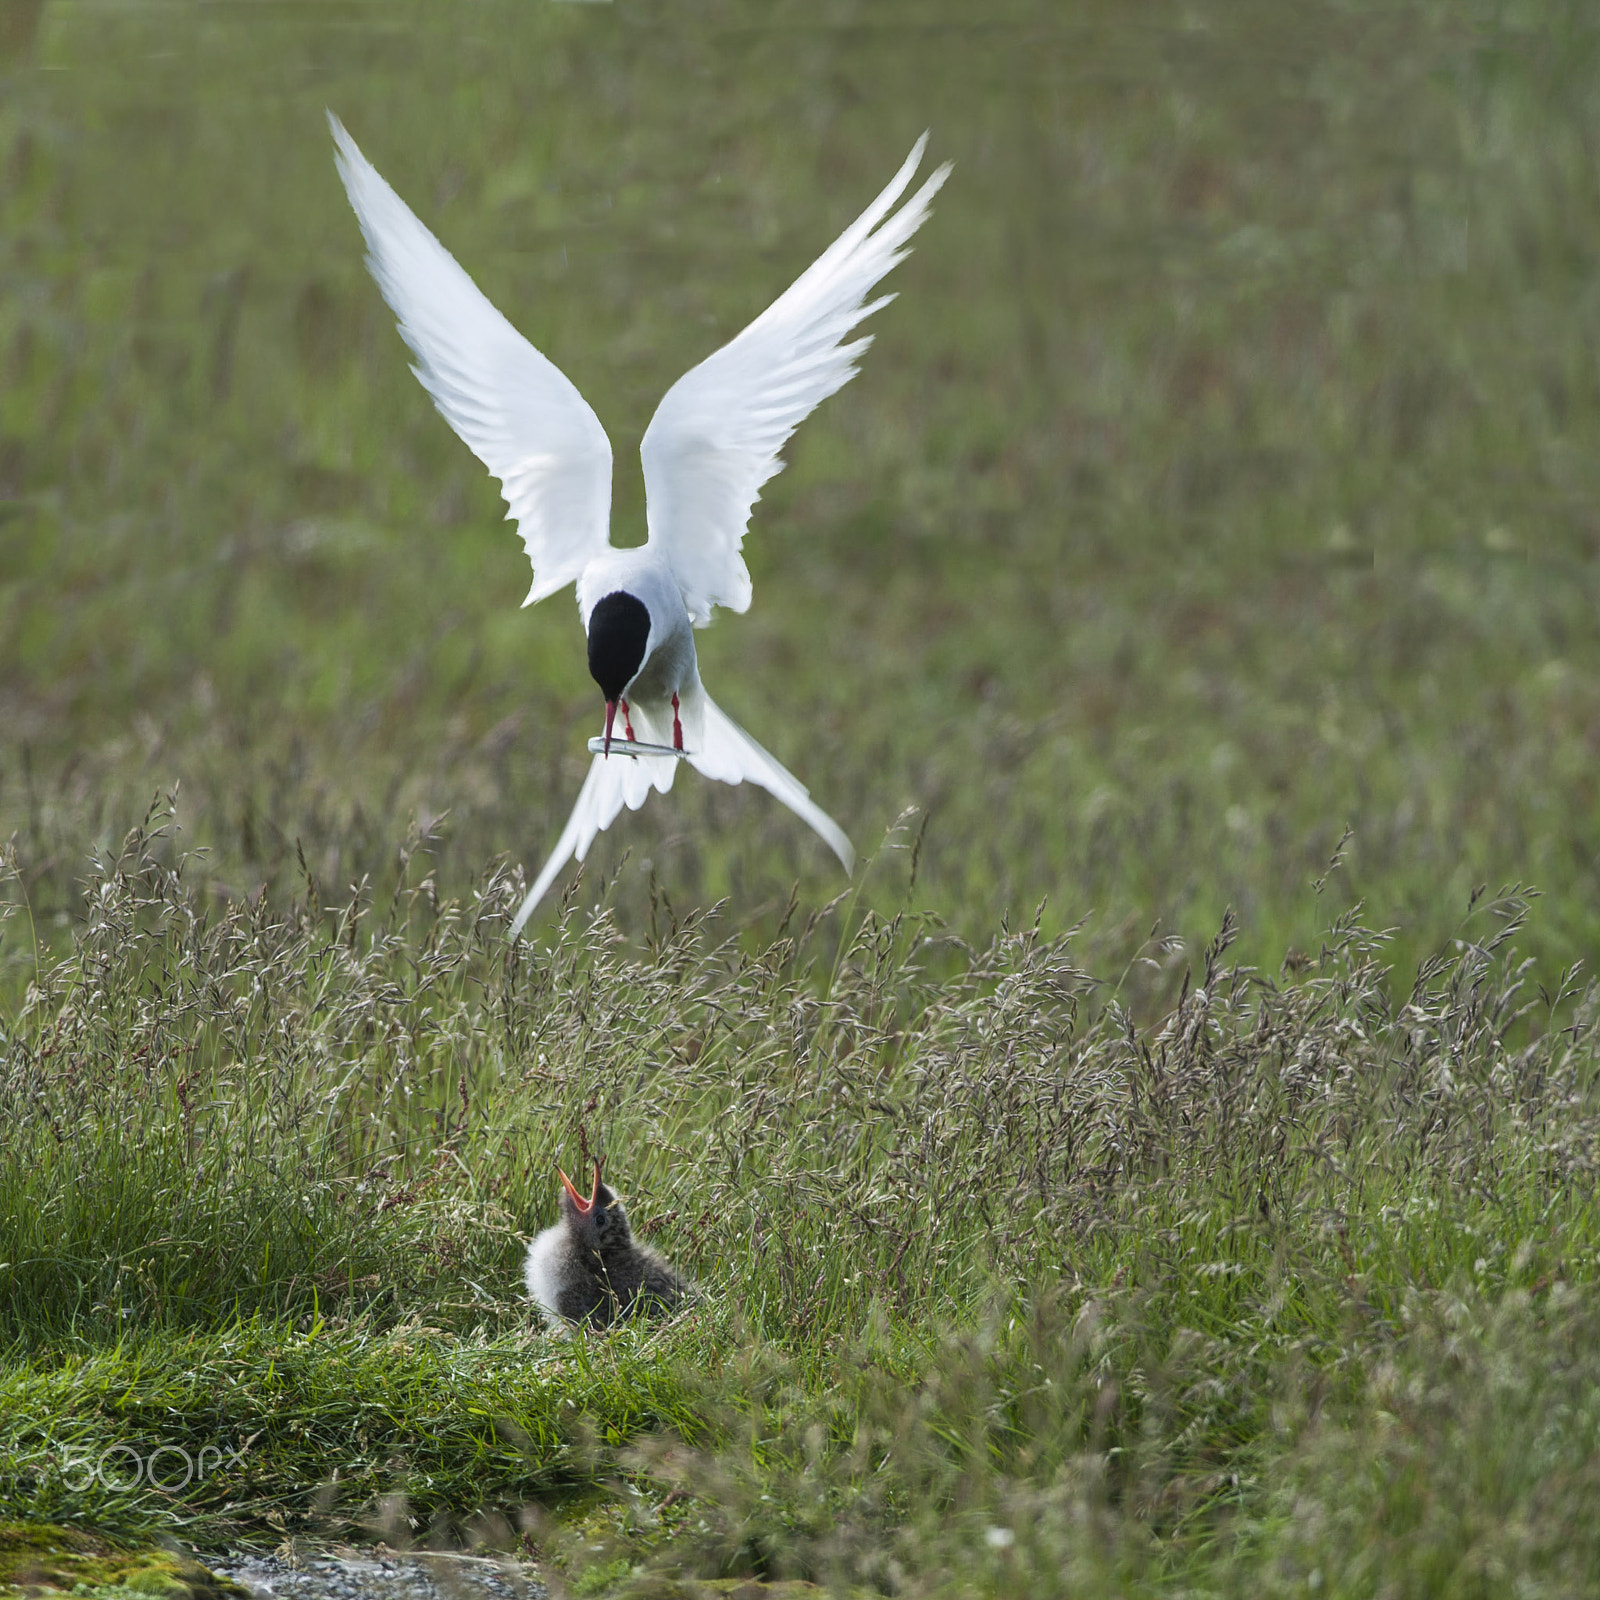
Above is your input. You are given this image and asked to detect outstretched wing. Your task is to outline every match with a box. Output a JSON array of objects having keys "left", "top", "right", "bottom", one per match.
[
  {"left": 640, "top": 137, "right": 949, "bottom": 626},
  {"left": 330, "top": 114, "right": 613, "bottom": 606}
]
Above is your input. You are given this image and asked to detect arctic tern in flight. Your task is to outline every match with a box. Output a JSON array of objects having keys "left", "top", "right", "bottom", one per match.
[{"left": 329, "top": 116, "right": 948, "bottom": 937}]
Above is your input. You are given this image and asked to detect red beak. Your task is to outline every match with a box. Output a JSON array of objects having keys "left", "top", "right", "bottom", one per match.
[
  {"left": 557, "top": 1161, "right": 601, "bottom": 1215},
  {"left": 603, "top": 700, "right": 617, "bottom": 758}
]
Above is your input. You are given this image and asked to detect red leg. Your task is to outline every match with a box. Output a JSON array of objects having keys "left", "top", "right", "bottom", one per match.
[
  {"left": 621, "top": 699, "right": 636, "bottom": 742},
  {"left": 671, "top": 692, "right": 683, "bottom": 751}
]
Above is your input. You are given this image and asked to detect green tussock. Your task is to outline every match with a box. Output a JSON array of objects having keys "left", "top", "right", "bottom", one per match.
[{"left": 0, "top": 1522, "right": 244, "bottom": 1600}]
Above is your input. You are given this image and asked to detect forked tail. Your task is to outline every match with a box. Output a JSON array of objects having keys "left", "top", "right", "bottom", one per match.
[
  {"left": 683, "top": 687, "right": 855, "bottom": 875},
  {"left": 509, "top": 689, "right": 854, "bottom": 939},
  {"left": 508, "top": 746, "right": 677, "bottom": 938}
]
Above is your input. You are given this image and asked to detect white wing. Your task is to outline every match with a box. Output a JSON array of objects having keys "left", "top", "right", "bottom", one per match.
[
  {"left": 330, "top": 113, "right": 613, "bottom": 606},
  {"left": 508, "top": 750, "right": 678, "bottom": 938},
  {"left": 640, "top": 136, "right": 950, "bottom": 625}
]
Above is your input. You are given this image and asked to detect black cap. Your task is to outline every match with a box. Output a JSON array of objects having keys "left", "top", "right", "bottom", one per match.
[{"left": 587, "top": 591, "right": 651, "bottom": 702}]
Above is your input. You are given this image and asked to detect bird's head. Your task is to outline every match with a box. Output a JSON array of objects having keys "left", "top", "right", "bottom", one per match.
[
  {"left": 557, "top": 1160, "right": 629, "bottom": 1249},
  {"left": 587, "top": 592, "right": 651, "bottom": 755}
]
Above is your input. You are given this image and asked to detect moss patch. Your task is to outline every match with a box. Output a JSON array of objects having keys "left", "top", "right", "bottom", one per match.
[
  {"left": 609, "top": 1581, "right": 823, "bottom": 1600},
  {"left": 0, "top": 1526, "right": 246, "bottom": 1600}
]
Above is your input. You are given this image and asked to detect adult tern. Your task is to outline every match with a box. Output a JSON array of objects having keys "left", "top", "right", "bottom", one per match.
[{"left": 329, "top": 116, "right": 948, "bottom": 936}]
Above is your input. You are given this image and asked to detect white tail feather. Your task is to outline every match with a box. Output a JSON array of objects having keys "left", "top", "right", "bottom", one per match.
[
  {"left": 508, "top": 748, "right": 677, "bottom": 938},
  {"left": 685, "top": 687, "right": 855, "bottom": 875},
  {"left": 508, "top": 689, "right": 853, "bottom": 938}
]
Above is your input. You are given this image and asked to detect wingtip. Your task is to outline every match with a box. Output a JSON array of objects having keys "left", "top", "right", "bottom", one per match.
[
  {"left": 327, "top": 110, "right": 367, "bottom": 192},
  {"left": 326, "top": 108, "right": 354, "bottom": 158},
  {"left": 902, "top": 131, "right": 952, "bottom": 193},
  {"left": 897, "top": 130, "right": 950, "bottom": 213},
  {"left": 878, "top": 135, "right": 929, "bottom": 208},
  {"left": 904, "top": 156, "right": 952, "bottom": 220}
]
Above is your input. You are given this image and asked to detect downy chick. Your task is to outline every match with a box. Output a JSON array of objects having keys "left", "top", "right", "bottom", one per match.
[{"left": 524, "top": 1162, "right": 686, "bottom": 1330}]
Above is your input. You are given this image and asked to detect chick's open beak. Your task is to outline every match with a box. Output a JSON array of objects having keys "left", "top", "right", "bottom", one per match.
[{"left": 557, "top": 1160, "right": 602, "bottom": 1214}]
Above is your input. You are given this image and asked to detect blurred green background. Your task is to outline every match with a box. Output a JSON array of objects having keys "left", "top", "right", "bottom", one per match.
[{"left": 3, "top": 0, "right": 1600, "bottom": 974}]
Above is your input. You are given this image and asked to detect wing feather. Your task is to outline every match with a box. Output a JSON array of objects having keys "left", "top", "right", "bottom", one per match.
[
  {"left": 329, "top": 114, "right": 612, "bottom": 605},
  {"left": 640, "top": 137, "right": 949, "bottom": 625}
]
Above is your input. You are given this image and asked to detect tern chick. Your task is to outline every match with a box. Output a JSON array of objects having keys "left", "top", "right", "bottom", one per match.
[{"left": 524, "top": 1162, "right": 686, "bottom": 1330}]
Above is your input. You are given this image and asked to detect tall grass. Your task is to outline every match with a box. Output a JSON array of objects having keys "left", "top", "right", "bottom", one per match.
[
  {"left": 2, "top": 809, "right": 1597, "bottom": 1591},
  {"left": 5, "top": 2, "right": 1600, "bottom": 1590},
  {"left": 8, "top": 0, "right": 1600, "bottom": 973}
]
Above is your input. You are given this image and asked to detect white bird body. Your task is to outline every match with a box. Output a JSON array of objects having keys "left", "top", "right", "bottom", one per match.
[
  {"left": 329, "top": 116, "right": 949, "bottom": 936},
  {"left": 576, "top": 547, "right": 686, "bottom": 638}
]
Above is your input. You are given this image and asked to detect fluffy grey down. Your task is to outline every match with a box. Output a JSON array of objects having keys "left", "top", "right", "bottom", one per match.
[{"left": 524, "top": 1171, "right": 686, "bottom": 1330}]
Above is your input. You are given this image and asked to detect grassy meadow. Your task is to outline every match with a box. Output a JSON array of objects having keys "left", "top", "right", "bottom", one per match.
[{"left": 4, "top": 0, "right": 1600, "bottom": 1593}]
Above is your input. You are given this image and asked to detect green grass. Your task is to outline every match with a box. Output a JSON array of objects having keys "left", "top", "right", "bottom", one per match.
[
  {"left": 3, "top": 812, "right": 1599, "bottom": 1592},
  {"left": 5, "top": 0, "right": 1600, "bottom": 1593},
  {"left": 6, "top": 0, "right": 1600, "bottom": 974}
]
